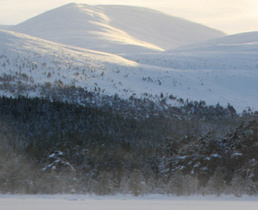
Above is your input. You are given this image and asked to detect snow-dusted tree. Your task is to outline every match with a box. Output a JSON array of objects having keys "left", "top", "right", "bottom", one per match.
[
  {"left": 165, "top": 171, "right": 184, "bottom": 195},
  {"left": 42, "top": 151, "right": 76, "bottom": 194},
  {"left": 128, "top": 169, "right": 146, "bottom": 196},
  {"left": 0, "top": 154, "right": 34, "bottom": 194},
  {"left": 230, "top": 174, "right": 245, "bottom": 197},
  {"left": 93, "top": 171, "right": 115, "bottom": 195},
  {"left": 203, "top": 169, "right": 226, "bottom": 196}
]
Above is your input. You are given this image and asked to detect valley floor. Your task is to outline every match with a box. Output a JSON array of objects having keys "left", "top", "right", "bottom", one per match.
[{"left": 0, "top": 195, "right": 258, "bottom": 210}]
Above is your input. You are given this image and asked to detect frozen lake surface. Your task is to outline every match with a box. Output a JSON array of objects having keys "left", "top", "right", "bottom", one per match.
[{"left": 0, "top": 195, "right": 258, "bottom": 210}]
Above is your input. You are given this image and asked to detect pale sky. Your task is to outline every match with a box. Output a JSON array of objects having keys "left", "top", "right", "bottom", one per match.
[{"left": 1, "top": 0, "right": 258, "bottom": 34}]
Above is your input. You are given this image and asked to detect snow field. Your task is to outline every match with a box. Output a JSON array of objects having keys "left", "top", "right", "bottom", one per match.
[{"left": 0, "top": 195, "right": 258, "bottom": 210}]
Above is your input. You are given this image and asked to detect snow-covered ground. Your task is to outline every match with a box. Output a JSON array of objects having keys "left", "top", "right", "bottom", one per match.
[
  {"left": 123, "top": 31, "right": 258, "bottom": 111},
  {"left": 0, "top": 29, "right": 258, "bottom": 111},
  {"left": 0, "top": 195, "right": 258, "bottom": 210}
]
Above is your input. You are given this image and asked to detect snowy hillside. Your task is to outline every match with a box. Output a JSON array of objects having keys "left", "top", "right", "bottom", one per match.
[
  {"left": 172, "top": 31, "right": 258, "bottom": 52},
  {"left": 123, "top": 31, "right": 258, "bottom": 111},
  {"left": 11, "top": 3, "right": 224, "bottom": 54},
  {"left": 0, "top": 30, "right": 257, "bottom": 111},
  {"left": 125, "top": 31, "right": 258, "bottom": 69}
]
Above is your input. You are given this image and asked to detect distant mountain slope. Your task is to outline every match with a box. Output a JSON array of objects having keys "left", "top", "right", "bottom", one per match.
[
  {"left": 0, "top": 30, "right": 257, "bottom": 111},
  {"left": 122, "top": 31, "right": 258, "bottom": 111},
  {"left": 100, "top": 5, "right": 225, "bottom": 51},
  {"left": 0, "top": 25, "right": 13, "bottom": 30},
  {"left": 173, "top": 31, "right": 258, "bottom": 52},
  {"left": 125, "top": 31, "right": 258, "bottom": 70},
  {"left": 11, "top": 3, "right": 224, "bottom": 54}
]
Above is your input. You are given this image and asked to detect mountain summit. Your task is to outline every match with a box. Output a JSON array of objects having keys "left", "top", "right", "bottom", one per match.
[{"left": 12, "top": 3, "right": 224, "bottom": 54}]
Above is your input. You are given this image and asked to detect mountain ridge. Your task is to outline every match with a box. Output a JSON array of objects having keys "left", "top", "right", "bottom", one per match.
[{"left": 11, "top": 3, "right": 225, "bottom": 54}]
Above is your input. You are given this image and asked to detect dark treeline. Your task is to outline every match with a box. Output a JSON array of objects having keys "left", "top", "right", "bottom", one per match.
[{"left": 0, "top": 95, "right": 257, "bottom": 196}]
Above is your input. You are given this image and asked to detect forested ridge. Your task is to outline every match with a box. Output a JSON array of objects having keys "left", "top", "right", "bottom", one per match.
[{"left": 0, "top": 95, "right": 257, "bottom": 196}]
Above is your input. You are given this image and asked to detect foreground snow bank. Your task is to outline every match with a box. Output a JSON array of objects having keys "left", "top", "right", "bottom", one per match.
[{"left": 0, "top": 195, "right": 258, "bottom": 210}]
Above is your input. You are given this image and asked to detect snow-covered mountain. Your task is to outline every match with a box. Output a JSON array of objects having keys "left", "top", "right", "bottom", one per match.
[
  {"left": 121, "top": 31, "right": 258, "bottom": 111},
  {"left": 11, "top": 3, "right": 224, "bottom": 54},
  {"left": 172, "top": 31, "right": 258, "bottom": 53},
  {"left": 0, "top": 29, "right": 257, "bottom": 111},
  {"left": 124, "top": 31, "right": 258, "bottom": 70},
  {"left": 0, "top": 25, "right": 13, "bottom": 30}
]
